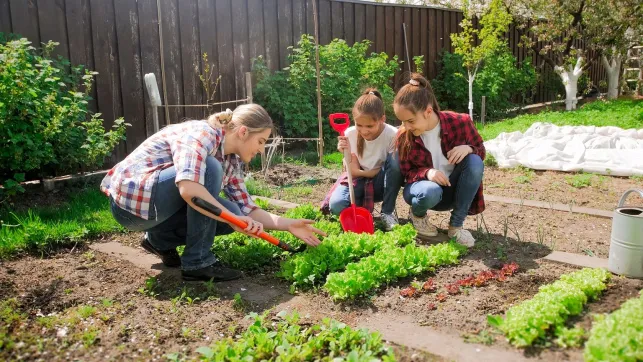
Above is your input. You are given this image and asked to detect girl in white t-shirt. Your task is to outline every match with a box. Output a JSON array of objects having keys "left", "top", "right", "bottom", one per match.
[{"left": 321, "top": 88, "right": 403, "bottom": 231}]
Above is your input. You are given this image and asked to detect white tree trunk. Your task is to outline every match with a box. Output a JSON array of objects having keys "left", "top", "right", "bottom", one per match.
[
  {"left": 602, "top": 54, "right": 622, "bottom": 100},
  {"left": 555, "top": 57, "right": 584, "bottom": 111},
  {"left": 468, "top": 67, "right": 477, "bottom": 120}
]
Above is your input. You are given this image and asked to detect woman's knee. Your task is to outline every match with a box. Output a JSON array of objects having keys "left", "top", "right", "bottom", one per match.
[
  {"left": 204, "top": 156, "right": 224, "bottom": 193},
  {"left": 408, "top": 181, "right": 443, "bottom": 209},
  {"left": 328, "top": 188, "right": 350, "bottom": 215}
]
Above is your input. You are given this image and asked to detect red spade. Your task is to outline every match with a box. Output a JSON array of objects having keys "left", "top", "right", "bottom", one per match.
[{"left": 329, "top": 113, "right": 374, "bottom": 234}]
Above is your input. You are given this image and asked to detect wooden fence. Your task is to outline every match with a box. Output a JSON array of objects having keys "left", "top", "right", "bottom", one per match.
[{"left": 0, "top": 0, "right": 606, "bottom": 163}]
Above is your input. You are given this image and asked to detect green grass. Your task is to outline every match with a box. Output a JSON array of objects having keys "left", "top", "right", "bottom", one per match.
[
  {"left": 478, "top": 99, "right": 643, "bottom": 141},
  {"left": 244, "top": 177, "right": 273, "bottom": 197},
  {"left": 0, "top": 188, "right": 122, "bottom": 259}
]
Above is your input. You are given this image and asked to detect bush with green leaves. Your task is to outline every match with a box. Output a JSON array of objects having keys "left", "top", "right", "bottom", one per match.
[
  {"left": 253, "top": 35, "right": 399, "bottom": 151},
  {"left": 432, "top": 48, "right": 537, "bottom": 121},
  {"left": 0, "top": 37, "right": 127, "bottom": 199}
]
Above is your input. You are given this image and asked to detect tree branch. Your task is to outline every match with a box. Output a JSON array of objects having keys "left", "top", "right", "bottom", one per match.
[{"left": 564, "top": 0, "right": 585, "bottom": 57}]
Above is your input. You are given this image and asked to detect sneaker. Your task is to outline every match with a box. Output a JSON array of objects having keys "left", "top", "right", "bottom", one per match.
[
  {"left": 380, "top": 213, "right": 399, "bottom": 231},
  {"left": 448, "top": 227, "right": 476, "bottom": 247},
  {"left": 182, "top": 262, "right": 243, "bottom": 282},
  {"left": 409, "top": 208, "right": 438, "bottom": 237},
  {"left": 140, "top": 236, "right": 181, "bottom": 268}
]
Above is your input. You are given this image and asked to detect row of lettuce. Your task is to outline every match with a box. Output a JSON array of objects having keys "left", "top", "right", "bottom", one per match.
[{"left": 212, "top": 203, "right": 641, "bottom": 359}]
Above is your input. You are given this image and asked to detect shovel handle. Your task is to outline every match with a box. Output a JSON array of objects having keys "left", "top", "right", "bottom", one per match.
[{"left": 191, "top": 197, "right": 295, "bottom": 252}]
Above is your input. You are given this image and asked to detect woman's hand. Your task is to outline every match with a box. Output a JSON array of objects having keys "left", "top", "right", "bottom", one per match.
[
  {"left": 232, "top": 215, "right": 264, "bottom": 237},
  {"left": 287, "top": 219, "right": 327, "bottom": 247},
  {"left": 427, "top": 169, "right": 451, "bottom": 187},
  {"left": 447, "top": 145, "right": 472, "bottom": 164},
  {"left": 337, "top": 136, "right": 349, "bottom": 152}
]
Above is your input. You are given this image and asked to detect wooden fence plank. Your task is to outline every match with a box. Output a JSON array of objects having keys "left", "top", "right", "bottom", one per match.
[
  {"left": 37, "top": 0, "right": 69, "bottom": 60},
  {"left": 0, "top": 0, "right": 11, "bottom": 34},
  {"left": 305, "top": 0, "right": 315, "bottom": 36},
  {"left": 364, "top": 4, "right": 375, "bottom": 52},
  {"left": 138, "top": 0, "right": 166, "bottom": 132},
  {"left": 449, "top": 10, "right": 457, "bottom": 52},
  {"left": 216, "top": 0, "right": 235, "bottom": 100},
  {"left": 277, "top": 0, "right": 293, "bottom": 68},
  {"left": 292, "top": 0, "right": 305, "bottom": 41},
  {"left": 428, "top": 8, "right": 436, "bottom": 79},
  {"left": 179, "top": 0, "right": 204, "bottom": 118},
  {"left": 10, "top": 0, "right": 40, "bottom": 44},
  {"left": 420, "top": 8, "right": 428, "bottom": 76},
  {"left": 394, "top": 6, "right": 403, "bottom": 87},
  {"left": 318, "top": 0, "right": 330, "bottom": 45},
  {"left": 66, "top": 0, "right": 97, "bottom": 112},
  {"left": 159, "top": 0, "right": 184, "bottom": 123},
  {"left": 248, "top": 0, "right": 265, "bottom": 68},
  {"left": 330, "top": 0, "right": 342, "bottom": 40},
  {"left": 263, "top": 0, "right": 279, "bottom": 70},
  {"left": 343, "top": 2, "right": 353, "bottom": 45},
  {"left": 442, "top": 9, "right": 451, "bottom": 52},
  {"left": 198, "top": 0, "right": 220, "bottom": 111},
  {"left": 375, "top": 5, "right": 385, "bottom": 53},
  {"left": 114, "top": 0, "right": 147, "bottom": 150},
  {"left": 354, "top": 3, "right": 365, "bottom": 43},
  {"left": 232, "top": 0, "right": 250, "bottom": 100},
  {"left": 412, "top": 7, "right": 420, "bottom": 69},
  {"left": 90, "top": 0, "right": 125, "bottom": 163}
]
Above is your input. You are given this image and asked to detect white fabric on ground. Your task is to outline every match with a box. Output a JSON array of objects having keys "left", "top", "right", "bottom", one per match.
[{"left": 484, "top": 122, "right": 643, "bottom": 176}]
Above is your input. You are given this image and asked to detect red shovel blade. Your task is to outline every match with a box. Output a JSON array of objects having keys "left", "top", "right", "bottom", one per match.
[{"left": 339, "top": 205, "right": 374, "bottom": 234}]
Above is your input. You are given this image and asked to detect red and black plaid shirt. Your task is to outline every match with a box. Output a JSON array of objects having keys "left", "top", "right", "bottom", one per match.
[{"left": 398, "top": 111, "right": 486, "bottom": 215}]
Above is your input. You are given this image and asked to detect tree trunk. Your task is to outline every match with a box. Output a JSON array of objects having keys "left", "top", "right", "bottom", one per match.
[
  {"left": 555, "top": 57, "right": 584, "bottom": 111},
  {"left": 468, "top": 69, "right": 476, "bottom": 120},
  {"left": 602, "top": 54, "right": 622, "bottom": 100}
]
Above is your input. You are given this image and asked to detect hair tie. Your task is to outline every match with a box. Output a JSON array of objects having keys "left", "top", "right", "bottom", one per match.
[
  {"left": 368, "top": 91, "right": 375, "bottom": 95},
  {"left": 218, "top": 108, "right": 233, "bottom": 124},
  {"left": 409, "top": 79, "right": 420, "bottom": 86}
]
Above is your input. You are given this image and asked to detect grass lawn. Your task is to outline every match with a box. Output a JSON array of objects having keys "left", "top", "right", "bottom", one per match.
[
  {"left": 478, "top": 99, "right": 643, "bottom": 141},
  {"left": 0, "top": 189, "right": 122, "bottom": 259}
]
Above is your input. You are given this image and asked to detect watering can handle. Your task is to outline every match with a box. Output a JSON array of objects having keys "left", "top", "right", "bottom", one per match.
[{"left": 618, "top": 189, "right": 643, "bottom": 208}]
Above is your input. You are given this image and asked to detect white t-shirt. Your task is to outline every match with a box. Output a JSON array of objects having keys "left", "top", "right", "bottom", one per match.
[
  {"left": 420, "top": 123, "right": 454, "bottom": 177},
  {"left": 345, "top": 123, "right": 398, "bottom": 171}
]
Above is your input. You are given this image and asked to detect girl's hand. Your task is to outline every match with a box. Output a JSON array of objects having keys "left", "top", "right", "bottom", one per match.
[
  {"left": 427, "top": 169, "right": 451, "bottom": 187},
  {"left": 447, "top": 145, "right": 473, "bottom": 164},
  {"left": 287, "top": 219, "right": 327, "bottom": 247},
  {"left": 337, "top": 136, "right": 349, "bottom": 151},
  {"left": 362, "top": 167, "right": 381, "bottom": 179},
  {"left": 232, "top": 216, "right": 264, "bottom": 237}
]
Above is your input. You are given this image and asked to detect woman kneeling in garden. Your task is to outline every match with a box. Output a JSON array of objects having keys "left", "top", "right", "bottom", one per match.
[
  {"left": 321, "top": 88, "right": 403, "bottom": 231},
  {"left": 100, "top": 104, "right": 325, "bottom": 282},
  {"left": 394, "top": 73, "right": 485, "bottom": 247}
]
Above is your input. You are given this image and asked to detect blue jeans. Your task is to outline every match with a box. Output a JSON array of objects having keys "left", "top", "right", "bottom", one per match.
[
  {"left": 109, "top": 156, "right": 242, "bottom": 271},
  {"left": 329, "top": 153, "right": 403, "bottom": 215},
  {"left": 403, "top": 154, "right": 483, "bottom": 227}
]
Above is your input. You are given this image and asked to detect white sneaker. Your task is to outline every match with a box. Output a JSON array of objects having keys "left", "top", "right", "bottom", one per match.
[
  {"left": 409, "top": 209, "right": 438, "bottom": 237},
  {"left": 380, "top": 213, "right": 399, "bottom": 231},
  {"left": 448, "top": 227, "right": 476, "bottom": 247}
]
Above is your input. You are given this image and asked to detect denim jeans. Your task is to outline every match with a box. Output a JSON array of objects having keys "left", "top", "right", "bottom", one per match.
[
  {"left": 109, "top": 156, "right": 242, "bottom": 270},
  {"left": 403, "top": 154, "right": 484, "bottom": 227},
  {"left": 328, "top": 152, "right": 403, "bottom": 215}
]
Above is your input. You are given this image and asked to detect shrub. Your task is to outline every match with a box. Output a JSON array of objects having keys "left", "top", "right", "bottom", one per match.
[
  {"left": 432, "top": 48, "right": 537, "bottom": 121},
  {"left": 253, "top": 35, "right": 399, "bottom": 151},
  {"left": 0, "top": 37, "right": 127, "bottom": 200}
]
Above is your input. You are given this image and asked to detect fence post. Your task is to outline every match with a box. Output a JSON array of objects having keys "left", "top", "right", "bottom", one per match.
[
  {"left": 481, "top": 96, "right": 486, "bottom": 126},
  {"left": 245, "top": 72, "right": 253, "bottom": 103}
]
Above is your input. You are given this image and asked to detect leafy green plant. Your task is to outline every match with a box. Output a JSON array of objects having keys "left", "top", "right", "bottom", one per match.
[
  {"left": 280, "top": 224, "right": 417, "bottom": 289},
  {"left": 0, "top": 38, "right": 128, "bottom": 199},
  {"left": 513, "top": 166, "right": 535, "bottom": 184},
  {"left": 193, "top": 311, "right": 395, "bottom": 361},
  {"left": 138, "top": 276, "right": 159, "bottom": 297},
  {"left": 433, "top": 49, "right": 537, "bottom": 122},
  {"left": 566, "top": 173, "right": 593, "bottom": 188},
  {"left": 232, "top": 293, "right": 246, "bottom": 312},
  {"left": 324, "top": 242, "right": 467, "bottom": 300},
  {"left": 487, "top": 268, "right": 611, "bottom": 347},
  {"left": 584, "top": 291, "right": 643, "bottom": 361},
  {"left": 244, "top": 176, "right": 273, "bottom": 197},
  {"left": 554, "top": 326, "right": 586, "bottom": 348},
  {"left": 253, "top": 35, "right": 399, "bottom": 151}
]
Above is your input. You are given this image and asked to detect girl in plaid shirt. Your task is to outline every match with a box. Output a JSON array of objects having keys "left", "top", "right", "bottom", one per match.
[
  {"left": 394, "top": 73, "right": 486, "bottom": 247},
  {"left": 101, "top": 104, "right": 325, "bottom": 282}
]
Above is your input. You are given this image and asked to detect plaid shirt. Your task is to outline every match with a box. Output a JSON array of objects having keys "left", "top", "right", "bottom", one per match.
[
  {"left": 100, "top": 121, "right": 257, "bottom": 220},
  {"left": 398, "top": 111, "right": 486, "bottom": 215},
  {"left": 320, "top": 172, "right": 375, "bottom": 214}
]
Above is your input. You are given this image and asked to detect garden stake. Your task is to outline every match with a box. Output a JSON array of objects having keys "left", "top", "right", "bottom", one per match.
[
  {"left": 191, "top": 197, "right": 306, "bottom": 253},
  {"left": 329, "top": 113, "right": 374, "bottom": 234}
]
